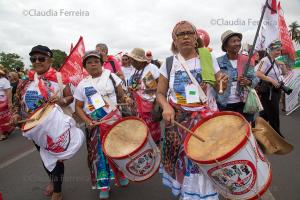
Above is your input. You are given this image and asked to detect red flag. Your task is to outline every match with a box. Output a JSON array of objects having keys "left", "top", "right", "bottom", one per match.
[
  {"left": 278, "top": 2, "right": 296, "bottom": 60},
  {"left": 59, "top": 36, "right": 88, "bottom": 86}
]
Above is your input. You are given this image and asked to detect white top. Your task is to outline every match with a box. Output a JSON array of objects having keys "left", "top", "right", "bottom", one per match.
[
  {"left": 0, "top": 77, "right": 11, "bottom": 102},
  {"left": 74, "top": 70, "right": 122, "bottom": 117},
  {"left": 227, "top": 60, "right": 241, "bottom": 104},
  {"left": 255, "top": 56, "right": 283, "bottom": 82},
  {"left": 129, "top": 63, "right": 160, "bottom": 101},
  {"left": 121, "top": 65, "right": 135, "bottom": 87},
  {"left": 159, "top": 56, "right": 220, "bottom": 106},
  {"left": 23, "top": 79, "right": 61, "bottom": 113}
]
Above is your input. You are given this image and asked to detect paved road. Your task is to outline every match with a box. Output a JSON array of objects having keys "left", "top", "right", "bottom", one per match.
[{"left": 0, "top": 109, "right": 299, "bottom": 200}]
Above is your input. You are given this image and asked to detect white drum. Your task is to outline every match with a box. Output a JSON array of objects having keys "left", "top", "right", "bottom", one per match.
[
  {"left": 102, "top": 117, "right": 161, "bottom": 182},
  {"left": 22, "top": 104, "right": 84, "bottom": 171},
  {"left": 184, "top": 111, "right": 272, "bottom": 200}
]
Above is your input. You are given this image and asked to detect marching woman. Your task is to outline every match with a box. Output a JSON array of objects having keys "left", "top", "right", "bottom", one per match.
[
  {"left": 11, "top": 45, "right": 84, "bottom": 200},
  {"left": 255, "top": 40, "right": 287, "bottom": 137},
  {"left": 127, "top": 48, "right": 161, "bottom": 143},
  {"left": 74, "top": 50, "right": 131, "bottom": 199},
  {"left": 0, "top": 66, "right": 14, "bottom": 141},
  {"left": 156, "top": 21, "right": 228, "bottom": 200}
]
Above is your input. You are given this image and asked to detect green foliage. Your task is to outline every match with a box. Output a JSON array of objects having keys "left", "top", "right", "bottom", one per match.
[
  {"left": 289, "top": 21, "right": 300, "bottom": 45},
  {"left": 0, "top": 52, "right": 24, "bottom": 71},
  {"left": 51, "top": 49, "right": 67, "bottom": 70}
]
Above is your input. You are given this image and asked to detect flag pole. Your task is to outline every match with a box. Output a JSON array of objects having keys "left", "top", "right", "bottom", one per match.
[{"left": 244, "top": 0, "right": 269, "bottom": 74}]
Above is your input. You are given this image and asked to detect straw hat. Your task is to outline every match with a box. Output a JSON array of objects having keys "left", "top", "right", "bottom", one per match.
[
  {"left": 221, "top": 30, "right": 243, "bottom": 52},
  {"left": 252, "top": 117, "right": 293, "bottom": 155},
  {"left": 128, "top": 48, "right": 147, "bottom": 62}
]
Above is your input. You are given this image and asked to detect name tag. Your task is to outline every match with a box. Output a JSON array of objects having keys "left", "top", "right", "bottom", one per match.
[
  {"left": 185, "top": 84, "right": 200, "bottom": 104},
  {"left": 90, "top": 93, "right": 105, "bottom": 109}
]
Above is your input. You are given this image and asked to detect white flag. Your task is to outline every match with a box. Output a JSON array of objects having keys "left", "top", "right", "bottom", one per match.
[{"left": 255, "top": 0, "right": 279, "bottom": 51}]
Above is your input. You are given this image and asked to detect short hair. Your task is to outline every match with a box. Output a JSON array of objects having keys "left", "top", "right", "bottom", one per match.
[{"left": 96, "top": 43, "right": 108, "bottom": 54}]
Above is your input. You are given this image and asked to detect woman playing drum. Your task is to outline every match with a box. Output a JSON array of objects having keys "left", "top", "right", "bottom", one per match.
[
  {"left": 74, "top": 50, "right": 131, "bottom": 199},
  {"left": 127, "top": 48, "right": 161, "bottom": 143},
  {"left": 11, "top": 45, "right": 84, "bottom": 200},
  {"left": 156, "top": 21, "right": 228, "bottom": 200}
]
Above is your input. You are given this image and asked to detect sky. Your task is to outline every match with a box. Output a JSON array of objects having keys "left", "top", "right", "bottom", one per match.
[{"left": 0, "top": 0, "right": 299, "bottom": 68}]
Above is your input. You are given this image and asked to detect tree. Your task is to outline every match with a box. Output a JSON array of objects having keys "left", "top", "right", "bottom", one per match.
[
  {"left": 0, "top": 52, "right": 25, "bottom": 71},
  {"left": 289, "top": 21, "right": 300, "bottom": 45},
  {"left": 51, "top": 49, "right": 67, "bottom": 70}
]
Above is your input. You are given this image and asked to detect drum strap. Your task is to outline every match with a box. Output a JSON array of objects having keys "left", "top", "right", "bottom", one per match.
[
  {"left": 88, "top": 69, "right": 117, "bottom": 110},
  {"left": 56, "top": 71, "right": 64, "bottom": 98},
  {"left": 176, "top": 54, "right": 207, "bottom": 103}
]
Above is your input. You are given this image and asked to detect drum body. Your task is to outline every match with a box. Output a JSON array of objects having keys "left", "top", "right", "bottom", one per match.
[
  {"left": 102, "top": 117, "right": 161, "bottom": 182},
  {"left": 184, "top": 112, "right": 271, "bottom": 200},
  {"left": 21, "top": 104, "right": 84, "bottom": 171}
]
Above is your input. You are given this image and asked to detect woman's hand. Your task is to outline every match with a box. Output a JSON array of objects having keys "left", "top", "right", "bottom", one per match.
[
  {"left": 49, "top": 95, "right": 66, "bottom": 106},
  {"left": 239, "top": 77, "right": 252, "bottom": 87},
  {"left": 270, "top": 79, "right": 281, "bottom": 88},
  {"left": 216, "top": 72, "right": 229, "bottom": 93},
  {"left": 162, "top": 104, "right": 175, "bottom": 124},
  {"left": 85, "top": 119, "right": 98, "bottom": 130}
]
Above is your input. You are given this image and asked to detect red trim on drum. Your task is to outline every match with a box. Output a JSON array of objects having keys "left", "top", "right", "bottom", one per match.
[
  {"left": 247, "top": 166, "right": 272, "bottom": 200},
  {"left": 21, "top": 103, "right": 54, "bottom": 132},
  {"left": 184, "top": 111, "right": 251, "bottom": 164},
  {"left": 102, "top": 116, "right": 149, "bottom": 159}
]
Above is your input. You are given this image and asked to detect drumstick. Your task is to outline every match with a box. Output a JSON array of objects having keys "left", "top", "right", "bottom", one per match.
[
  {"left": 219, "top": 80, "right": 224, "bottom": 94},
  {"left": 3, "top": 118, "right": 35, "bottom": 126},
  {"left": 174, "top": 121, "right": 205, "bottom": 142},
  {"left": 117, "top": 103, "right": 130, "bottom": 106},
  {"left": 94, "top": 118, "right": 114, "bottom": 126}
]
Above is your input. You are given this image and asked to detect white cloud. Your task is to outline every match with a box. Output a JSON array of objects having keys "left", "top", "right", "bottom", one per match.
[{"left": 0, "top": 0, "right": 299, "bottom": 68}]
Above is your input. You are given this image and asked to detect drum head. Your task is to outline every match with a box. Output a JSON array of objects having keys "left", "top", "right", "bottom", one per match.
[
  {"left": 103, "top": 118, "right": 148, "bottom": 158},
  {"left": 186, "top": 113, "right": 248, "bottom": 162},
  {"left": 22, "top": 104, "right": 55, "bottom": 131}
]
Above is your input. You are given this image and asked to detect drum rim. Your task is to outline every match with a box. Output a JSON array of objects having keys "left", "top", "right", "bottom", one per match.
[
  {"left": 102, "top": 116, "right": 149, "bottom": 159},
  {"left": 21, "top": 103, "right": 55, "bottom": 132},
  {"left": 184, "top": 111, "right": 251, "bottom": 164}
]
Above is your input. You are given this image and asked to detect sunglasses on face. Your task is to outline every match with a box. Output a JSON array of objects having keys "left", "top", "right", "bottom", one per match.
[
  {"left": 175, "top": 31, "right": 195, "bottom": 38},
  {"left": 30, "top": 56, "right": 47, "bottom": 63}
]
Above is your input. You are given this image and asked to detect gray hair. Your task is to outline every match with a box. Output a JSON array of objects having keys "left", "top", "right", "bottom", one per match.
[{"left": 96, "top": 43, "right": 108, "bottom": 53}]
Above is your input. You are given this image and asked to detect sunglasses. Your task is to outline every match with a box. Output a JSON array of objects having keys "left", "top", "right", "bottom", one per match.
[
  {"left": 30, "top": 56, "right": 47, "bottom": 63},
  {"left": 176, "top": 31, "right": 195, "bottom": 38}
]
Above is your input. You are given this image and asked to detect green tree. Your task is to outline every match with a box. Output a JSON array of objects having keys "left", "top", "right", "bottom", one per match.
[
  {"left": 0, "top": 52, "right": 25, "bottom": 71},
  {"left": 289, "top": 21, "right": 300, "bottom": 45},
  {"left": 51, "top": 49, "right": 67, "bottom": 70}
]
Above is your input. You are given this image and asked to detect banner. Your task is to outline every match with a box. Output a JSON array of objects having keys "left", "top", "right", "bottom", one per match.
[
  {"left": 59, "top": 36, "right": 87, "bottom": 86},
  {"left": 284, "top": 68, "right": 300, "bottom": 112},
  {"left": 255, "top": 0, "right": 279, "bottom": 51},
  {"left": 278, "top": 2, "right": 296, "bottom": 60}
]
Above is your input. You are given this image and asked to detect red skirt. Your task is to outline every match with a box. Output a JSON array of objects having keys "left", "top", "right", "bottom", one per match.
[{"left": 0, "top": 101, "right": 14, "bottom": 133}]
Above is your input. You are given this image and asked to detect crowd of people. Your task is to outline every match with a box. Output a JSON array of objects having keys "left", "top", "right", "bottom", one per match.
[{"left": 0, "top": 20, "right": 293, "bottom": 200}]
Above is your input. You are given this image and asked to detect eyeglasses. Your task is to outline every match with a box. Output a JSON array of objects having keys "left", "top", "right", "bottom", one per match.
[
  {"left": 175, "top": 31, "right": 195, "bottom": 38},
  {"left": 30, "top": 56, "right": 47, "bottom": 63},
  {"left": 86, "top": 60, "right": 101, "bottom": 65}
]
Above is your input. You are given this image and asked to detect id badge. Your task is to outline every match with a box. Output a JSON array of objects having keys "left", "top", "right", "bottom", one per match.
[
  {"left": 90, "top": 93, "right": 105, "bottom": 109},
  {"left": 185, "top": 84, "right": 200, "bottom": 104}
]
